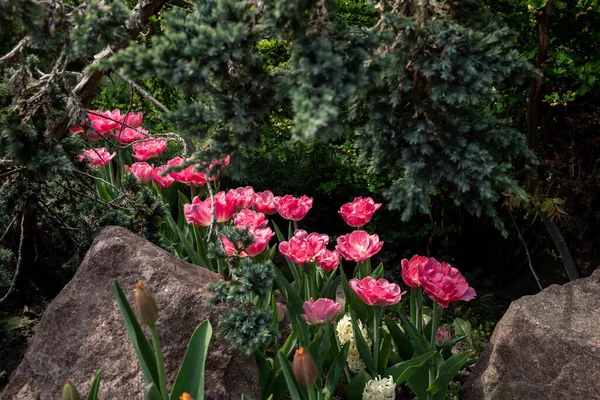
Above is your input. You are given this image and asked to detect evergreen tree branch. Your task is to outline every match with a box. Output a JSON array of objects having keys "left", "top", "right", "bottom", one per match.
[
  {"left": 0, "top": 37, "right": 30, "bottom": 66},
  {"left": 112, "top": 70, "right": 171, "bottom": 113},
  {"left": 49, "top": 0, "right": 169, "bottom": 142}
]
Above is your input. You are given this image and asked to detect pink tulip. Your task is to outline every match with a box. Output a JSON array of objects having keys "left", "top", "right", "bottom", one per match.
[
  {"left": 278, "top": 229, "right": 329, "bottom": 265},
  {"left": 335, "top": 230, "right": 384, "bottom": 262},
  {"left": 234, "top": 209, "right": 268, "bottom": 231},
  {"left": 204, "top": 155, "right": 230, "bottom": 181},
  {"left": 417, "top": 258, "right": 476, "bottom": 308},
  {"left": 213, "top": 191, "right": 238, "bottom": 222},
  {"left": 114, "top": 127, "right": 147, "bottom": 144},
  {"left": 338, "top": 197, "right": 382, "bottom": 227},
  {"left": 123, "top": 111, "right": 143, "bottom": 128},
  {"left": 436, "top": 327, "right": 452, "bottom": 346},
  {"left": 273, "top": 194, "right": 313, "bottom": 221},
  {"left": 167, "top": 157, "right": 207, "bottom": 187},
  {"left": 252, "top": 190, "right": 277, "bottom": 215},
  {"left": 222, "top": 227, "right": 275, "bottom": 257},
  {"left": 233, "top": 186, "right": 255, "bottom": 210},
  {"left": 132, "top": 139, "right": 167, "bottom": 161},
  {"left": 316, "top": 250, "right": 340, "bottom": 272},
  {"left": 184, "top": 196, "right": 212, "bottom": 227},
  {"left": 89, "top": 109, "right": 121, "bottom": 134},
  {"left": 301, "top": 298, "right": 342, "bottom": 325},
  {"left": 78, "top": 147, "right": 116, "bottom": 167},
  {"left": 125, "top": 162, "right": 153, "bottom": 184},
  {"left": 276, "top": 302, "right": 286, "bottom": 322},
  {"left": 152, "top": 165, "right": 175, "bottom": 188},
  {"left": 187, "top": 192, "right": 237, "bottom": 225},
  {"left": 349, "top": 276, "right": 406, "bottom": 306},
  {"left": 400, "top": 254, "right": 429, "bottom": 288}
]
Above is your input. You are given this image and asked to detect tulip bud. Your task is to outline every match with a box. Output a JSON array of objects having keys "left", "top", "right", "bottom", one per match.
[
  {"left": 62, "top": 379, "right": 81, "bottom": 400},
  {"left": 293, "top": 347, "right": 318, "bottom": 386},
  {"left": 180, "top": 393, "right": 194, "bottom": 400},
  {"left": 436, "top": 327, "right": 452, "bottom": 346},
  {"left": 133, "top": 282, "right": 158, "bottom": 326},
  {"left": 276, "top": 302, "right": 286, "bottom": 322}
]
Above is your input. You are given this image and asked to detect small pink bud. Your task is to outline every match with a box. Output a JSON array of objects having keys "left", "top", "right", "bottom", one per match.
[
  {"left": 293, "top": 347, "right": 318, "bottom": 386},
  {"left": 436, "top": 327, "right": 452, "bottom": 346},
  {"left": 133, "top": 282, "right": 158, "bottom": 326},
  {"left": 276, "top": 302, "right": 286, "bottom": 322}
]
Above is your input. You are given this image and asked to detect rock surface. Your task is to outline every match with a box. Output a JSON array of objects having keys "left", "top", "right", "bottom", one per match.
[
  {"left": 461, "top": 268, "right": 600, "bottom": 400},
  {"left": 1, "top": 226, "right": 259, "bottom": 399}
]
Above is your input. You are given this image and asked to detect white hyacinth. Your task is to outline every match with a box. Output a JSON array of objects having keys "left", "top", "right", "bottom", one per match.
[
  {"left": 362, "top": 375, "right": 396, "bottom": 400},
  {"left": 336, "top": 314, "right": 372, "bottom": 373}
]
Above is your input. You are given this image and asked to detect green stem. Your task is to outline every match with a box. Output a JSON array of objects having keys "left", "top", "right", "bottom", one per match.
[
  {"left": 150, "top": 325, "right": 169, "bottom": 400},
  {"left": 293, "top": 220, "right": 299, "bottom": 233},
  {"left": 410, "top": 287, "right": 417, "bottom": 328},
  {"left": 416, "top": 288, "right": 423, "bottom": 333},
  {"left": 427, "top": 303, "right": 442, "bottom": 400},
  {"left": 307, "top": 384, "right": 317, "bottom": 400},
  {"left": 373, "top": 307, "right": 381, "bottom": 370}
]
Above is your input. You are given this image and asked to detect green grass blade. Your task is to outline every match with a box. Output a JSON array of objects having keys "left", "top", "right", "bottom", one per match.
[{"left": 86, "top": 370, "right": 102, "bottom": 400}]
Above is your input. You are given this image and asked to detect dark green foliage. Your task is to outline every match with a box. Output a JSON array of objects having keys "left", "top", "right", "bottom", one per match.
[
  {"left": 216, "top": 305, "right": 278, "bottom": 355},
  {"left": 70, "top": 0, "right": 130, "bottom": 58},
  {"left": 207, "top": 258, "right": 278, "bottom": 354}
]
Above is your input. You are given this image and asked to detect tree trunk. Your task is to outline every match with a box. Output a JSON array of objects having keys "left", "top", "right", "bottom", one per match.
[{"left": 525, "top": 0, "right": 580, "bottom": 281}]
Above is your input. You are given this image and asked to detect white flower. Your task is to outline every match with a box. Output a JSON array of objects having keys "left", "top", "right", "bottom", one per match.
[
  {"left": 336, "top": 314, "right": 371, "bottom": 346},
  {"left": 362, "top": 375, "right": 396, "bottom": 400},
  {"left": 336, "top": 314, "right": 372, "bottom": 373}
]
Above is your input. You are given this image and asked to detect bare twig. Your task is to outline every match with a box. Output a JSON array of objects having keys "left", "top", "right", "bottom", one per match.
[
  {"left": 0, "top": 214, "right": 26, "bottom": 305},
  {"left": 0, "top": 215, "right": 17, "bottom": 243},
  {"left": 0, "top": 167, "right": 26, "bottom": 180},
  {"left": 509, "top": 211, "right": 543, "bottom": 291},
  {"left": 112, "top": 70, "right": 171, "bottom": 113}
]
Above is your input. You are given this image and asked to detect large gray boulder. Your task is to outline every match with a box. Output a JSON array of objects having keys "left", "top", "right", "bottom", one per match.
[
  {"left": 461, "top": 268, "right": 600, "bottom": 400},
  {"left": 1, "top": 226, "right": 259, "bottom": 399}
]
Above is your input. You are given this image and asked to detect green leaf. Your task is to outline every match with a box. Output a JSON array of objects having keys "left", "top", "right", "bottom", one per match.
[
  {"left": 320, "top": 270, "right": 341, "bottom": 301},
  {"left": 169, "top": 320, "right": 212, "bottom": 400},
  {"left": 378, "top": 334, "right": 392, "bottom": 373},
  {"left": 384, "top": 317, "right": 414, "bottom": 361},
  {"left": 280, "top": 329, "right": 298, "bottom": 359},
  {"left": 407, "top": 363, "right": 431, "bottom": 399},
  {"left": 276, "top": 351, "right": 302, "bottom": 400},
  {"left": 340, "top": 267, "right": 369, "bottom": 323},
  {"left": 452, "top": 318, "right": 473, "bottom": 349},
  {"left": 324, "top": 342, "right": 349, "bottom": 400},
  {"left": 427, "top": 352, "right": 472, "bottom": 397},
  {"left": 349, "top": 310, "right": 377, "bottom": 375},
  {"left": 241, "top": 395, "right": 253, "bottom": 400},
  {"left": 344, "top": 370, "right": 371, "bottom": 400},
  {"left": 86, "top": 370, "right": 102, "bottom": 400},
  {"left": 255, "top": 351, "right": 274, "bottom": 397},
  {"left": 399, "top": 314, "right": 430, "bottom": 355},
  {"left": 371, "top": 263, "right": 384, "bottom": 279},
  {"left": 165, "top": 213, "right": 208, "bottom": 269},
  {"left": 308, "top": 324, "right": 332, "bottom": 370},
  {"left": 384, "top": 351, "right": 436, "bottom": 385},
  {"left": 144, "top": 383, "right": 164, "bottom": 400},
  {"left": 113, "top": 281, "right": 159, "bottom": 386}
]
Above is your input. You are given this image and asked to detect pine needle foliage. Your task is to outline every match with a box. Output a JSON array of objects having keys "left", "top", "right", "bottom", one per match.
[{"left": 109, "top": 0, "right": 535, "bottom": 229}]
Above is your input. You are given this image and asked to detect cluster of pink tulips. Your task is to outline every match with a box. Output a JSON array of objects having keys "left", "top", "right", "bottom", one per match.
[{"left": 71, "top": 108, "right": 479, "bottom": 400}]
